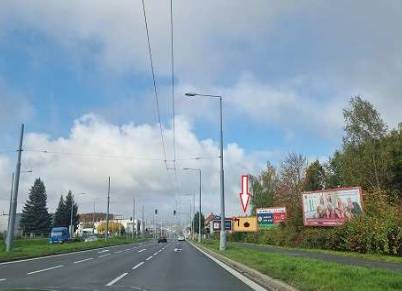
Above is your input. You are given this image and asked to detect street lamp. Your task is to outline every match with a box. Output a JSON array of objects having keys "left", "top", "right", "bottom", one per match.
[
  {"left": 183, "top": 167, "right": 202, "bottom": 243},
  {"left": 185, "top": 92, "right": 226, "bottom": 250},
  {"left": 70, "top": 192, "right": 86, "bottom": 238},
  {"left": 181, "top": 193, "right": 195, "bottom": 239}
]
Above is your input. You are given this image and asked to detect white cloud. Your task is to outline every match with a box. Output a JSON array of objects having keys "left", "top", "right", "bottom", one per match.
[{"left": 0, "top": 115, "right": 266, "bottom": 219}]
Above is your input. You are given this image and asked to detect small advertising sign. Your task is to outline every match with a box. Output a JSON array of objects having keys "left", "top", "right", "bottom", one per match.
[
  {"left": 212, "top": 219, "right": 232, "bottom": 231},
  {"left": 256, "top": 207, "right": 286, "bottom": 229},
  {"left": 232, "top": 216, "right": 257, "bottom": 232}
]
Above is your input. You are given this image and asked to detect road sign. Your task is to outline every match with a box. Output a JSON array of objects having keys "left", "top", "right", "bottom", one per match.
[
  {"left": 256, "top": 207, "right": 286, "bottom": 229},
  {"left": 239, "top": 175, "right": 251, "bottom": 214},
  {"left": 212, "top": 219, "right": 232, "bottom": 231},
  {"left": 232, "top": 216, "right": 257, "bottom": 232}
]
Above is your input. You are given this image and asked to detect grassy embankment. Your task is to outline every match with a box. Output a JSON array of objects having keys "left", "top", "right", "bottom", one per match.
[
  {"left": 0, "top": 237, "right": 146, "bottom": 262},
  {"left": 201, "top": 240, "right": 402, "bottom": 291},
  {"left": 233, "top": 242, "right": 402, "bottom": 265}
]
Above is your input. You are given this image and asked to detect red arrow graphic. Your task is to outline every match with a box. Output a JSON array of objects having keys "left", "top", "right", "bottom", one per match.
[{"left": 240, "top": 175, "right": 251, "bottom": 213}]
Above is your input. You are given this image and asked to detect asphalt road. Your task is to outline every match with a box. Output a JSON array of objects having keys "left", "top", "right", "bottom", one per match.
[{"left": 0, "top": 240, "right": 254, "bottom": 291}]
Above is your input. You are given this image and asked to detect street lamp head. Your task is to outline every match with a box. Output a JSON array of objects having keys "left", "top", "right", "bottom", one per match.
[{"left": 185, "top": 92, "right": 197, "bottom": 97}]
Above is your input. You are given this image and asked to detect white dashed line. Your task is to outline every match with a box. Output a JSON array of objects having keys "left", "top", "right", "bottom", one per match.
[
  {"left": 137, "top": 248, "right": 146, "bottom": 253},
  {"left": 114, "top": 250, "right": 123, "bottom": 254},
  {"left": 27, "top": 265, "right": 64, "bottom": 275},
  {"left": 132, "top": 262, "right": 144, "bottom": 270},
  {"left": 0, "top": 278, "right": 6, "bottom": 282},
  {"left": 106, "top": 272, "right": 128, "bottom": 287},
  {"left": 99, "top": 253, "right": 111, "bottom": 258},
  {"left": 145, "top": 255, "right": 153, "bottom": 261},
  {"left": 73, "top": 257, "right": 94, "bottom": 264},
  {"left": 98, "top": 249, "right": 109, "bottom": 254},
  {"left": 153, "top": 252, "right": 158, "bottom": 256}
]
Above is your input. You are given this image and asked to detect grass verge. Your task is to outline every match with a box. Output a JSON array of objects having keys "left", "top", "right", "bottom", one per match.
[
  {"left": 0, "top": 237, "right": 147, "bottom": 262},
  {"left": 202, "top": 240, "right": 402, "bottom": 291},
  {"left": 235, "top": 242, "right": 402, "bottom": 265}
]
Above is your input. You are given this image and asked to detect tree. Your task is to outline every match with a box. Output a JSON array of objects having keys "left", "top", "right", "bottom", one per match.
[
  {"left": 304, "top": 160, "right": 325, "bottom": 191},
  {"left": 53, "top": 195, "right": 67, "bottom": 227},
  {"left": 64, "top": 191, "right": 79, "bottom": 231},
  {"left": 20, "top": 178, "right": 51, "bottom": 236},
  {"left": 343, "top": 96, "right": 387, "bottom": 145},
  {"left": 97, "top": 222, "right": 124, "bottom": 235},
  {"left": 250, "top": 162, "right": 278, "bottom": 214},
  {"left": 192, "top": 212, "right": 205, "bottom": 234}
]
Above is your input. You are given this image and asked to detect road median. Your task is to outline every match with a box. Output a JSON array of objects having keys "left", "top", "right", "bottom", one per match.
[{"left": 0, "top": 237, "right": 148, "bottom": 263}]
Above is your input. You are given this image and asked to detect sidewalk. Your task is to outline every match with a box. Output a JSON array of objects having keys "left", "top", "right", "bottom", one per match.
[{"left": 234, "top": 242, "right": 402, "bottom": 273}]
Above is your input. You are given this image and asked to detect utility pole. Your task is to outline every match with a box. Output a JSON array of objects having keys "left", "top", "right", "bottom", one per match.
[
  {"left": 92, "top": 200, "right": 96, "bottom": 233},
  {"left": 131, "top": 196, "right": 137, "bottom": 239},
  {"left": 198, "top": 169, "right": 202, "bottom": 243},
  {"left": 105, "top": 176, "right": 110, "bottom": 241},
  {"left": 70, "top": 195, "right": 74, "bottom": 238},
  {"left": 6, "top": 124, "right": 24, "bottom": 252},
  {"left": 6, "top": 172, "right": 14, "bottom": 250},
  {"left": 141, "top": 205, "right": 145, "bottom": 237}
]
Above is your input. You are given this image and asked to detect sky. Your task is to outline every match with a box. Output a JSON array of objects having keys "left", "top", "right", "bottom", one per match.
[{"left": 0, "top": 1, "right": 401, "bottom": 222}]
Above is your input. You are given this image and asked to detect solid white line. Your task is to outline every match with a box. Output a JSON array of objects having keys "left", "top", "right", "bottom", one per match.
[
  {"left": 191, "top": 244, "right": 266, "bottom": 291},
  {"left": 145, "top": 255, "right": 153, "bottom": 261},
  {"left": 73, "top": 257, "right": 94, "bottom": 264},
  {"left": 27, "top": 265, "right": 64, "bottom": 275},
  {"left": 132, "top": 261, "right": 144, "bottom": 270},
  {"left": 137, "top": 248, "right": 146, "bottom": 253},
  {"left": 106, "top": 272, "right": 128, "bottom": 287},
  {"left": 99, "top": 253, "right": 111, "bottom": 258},
  {"left": 98, "top": 249, "right": 109, "bottom": 254}
]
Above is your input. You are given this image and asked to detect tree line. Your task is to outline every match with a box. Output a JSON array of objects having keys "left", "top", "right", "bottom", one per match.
[
  {"left": 245, "top": 96, "right": 402, "bottom": 255},
  {"left": 19, "top": 179, "right": 79, "bottom": 236}
]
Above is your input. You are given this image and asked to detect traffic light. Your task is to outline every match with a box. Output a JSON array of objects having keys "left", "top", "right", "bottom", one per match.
[
  {"left": 155, "top": 209, "right": 158, "bottom": 215},
  {"left": 173, "top": 210, "right": 176, "bottom": 216}
]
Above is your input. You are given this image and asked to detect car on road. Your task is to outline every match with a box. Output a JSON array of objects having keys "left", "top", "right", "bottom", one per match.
[
  {"left": 158, "top": 237, "right": 167, "bottom": 243},
  {"left": 177, "top": 235, "right": 185, "bottom": 241},
  {"left": 49, "top": 227, "right": 70, "bottom": 244}
]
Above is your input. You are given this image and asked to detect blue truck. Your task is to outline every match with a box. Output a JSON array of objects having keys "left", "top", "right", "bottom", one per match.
[{"left": 49, "top": 227, "right": 70, "bottom": 244}]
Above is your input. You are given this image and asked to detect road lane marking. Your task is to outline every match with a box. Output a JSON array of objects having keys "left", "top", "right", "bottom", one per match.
[
  {"left": 114, "top": 250, "right": 123, "bottom": 254},
  {"left": 145, "top": 255, "right": 153, "bottom": 261},
  {"left": 106, "top": 272, "right": 128, "bottom": 287},
  {"left": 98, "top": 249, "right": 109, "bottom": 254},
  {"left": 153, "top": 252, "right": 158, "bottom": 256},
  {"left": 124, "top": 248, "right": 131, "bottom": 251},
  {"left": 99, "top": 253, "right": 111, "bottom": 258},
  {"left": 73, "top": 257, "right": 94, "bottom": 264},
  {"left": 0, "top": 278, "right": 6, "bottom": 282},
  {"left": 132, "top": 262, "right": 144, "bottom": 270},
  {"left": 27, "top": 265, "right": 64, "bottom": 275},
  {"left": 137, "top": 248, "right": 146, "bottom": 253}
]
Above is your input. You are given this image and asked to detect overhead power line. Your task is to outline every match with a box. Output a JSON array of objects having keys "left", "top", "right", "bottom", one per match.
[{"left": 141, "top": 0, "right": 169, "bottom": 169}]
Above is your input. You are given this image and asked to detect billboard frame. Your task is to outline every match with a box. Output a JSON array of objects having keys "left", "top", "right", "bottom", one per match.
[{"left": 301, "top": 186, "right": 363, "bottom": 227}]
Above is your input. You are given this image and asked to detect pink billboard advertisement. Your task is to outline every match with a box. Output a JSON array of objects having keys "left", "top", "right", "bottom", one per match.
[{"left": 302, "top": 187, "right": 363, "bottom": 226}]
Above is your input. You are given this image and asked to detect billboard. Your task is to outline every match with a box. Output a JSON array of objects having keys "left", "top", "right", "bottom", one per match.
[
  {"left": 232, "top": 216, "right": 257, "bottom": 232},
  {"left": 256, "top": 207, "right": 286, "bottom": 229},
  {"left": 302, "top": 187, "right": 363, "bottom": 226}
]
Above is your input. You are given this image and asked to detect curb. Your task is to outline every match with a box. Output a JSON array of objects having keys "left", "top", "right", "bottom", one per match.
[{"left": 190, "top": 241, "right": 297, "bottom": 291}]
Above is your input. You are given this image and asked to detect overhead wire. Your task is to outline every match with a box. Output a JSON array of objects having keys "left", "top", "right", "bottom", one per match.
[{"left": 141, "top": 0, "right": 169, "bottom": 170}]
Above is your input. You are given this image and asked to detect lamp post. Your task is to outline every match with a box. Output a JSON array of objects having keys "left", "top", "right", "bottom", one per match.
[
  {"left": 183, "top": 167, "right": 202, "bottom": 243},
  {"left": 185, "top": 92, "right": 226, "bottom": 250},
  {"left": 181, "top": 194, "right": 195, "bottom": 239},
  {"left": 70, "top": 192, "right": 86, "bottom": 238}
]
